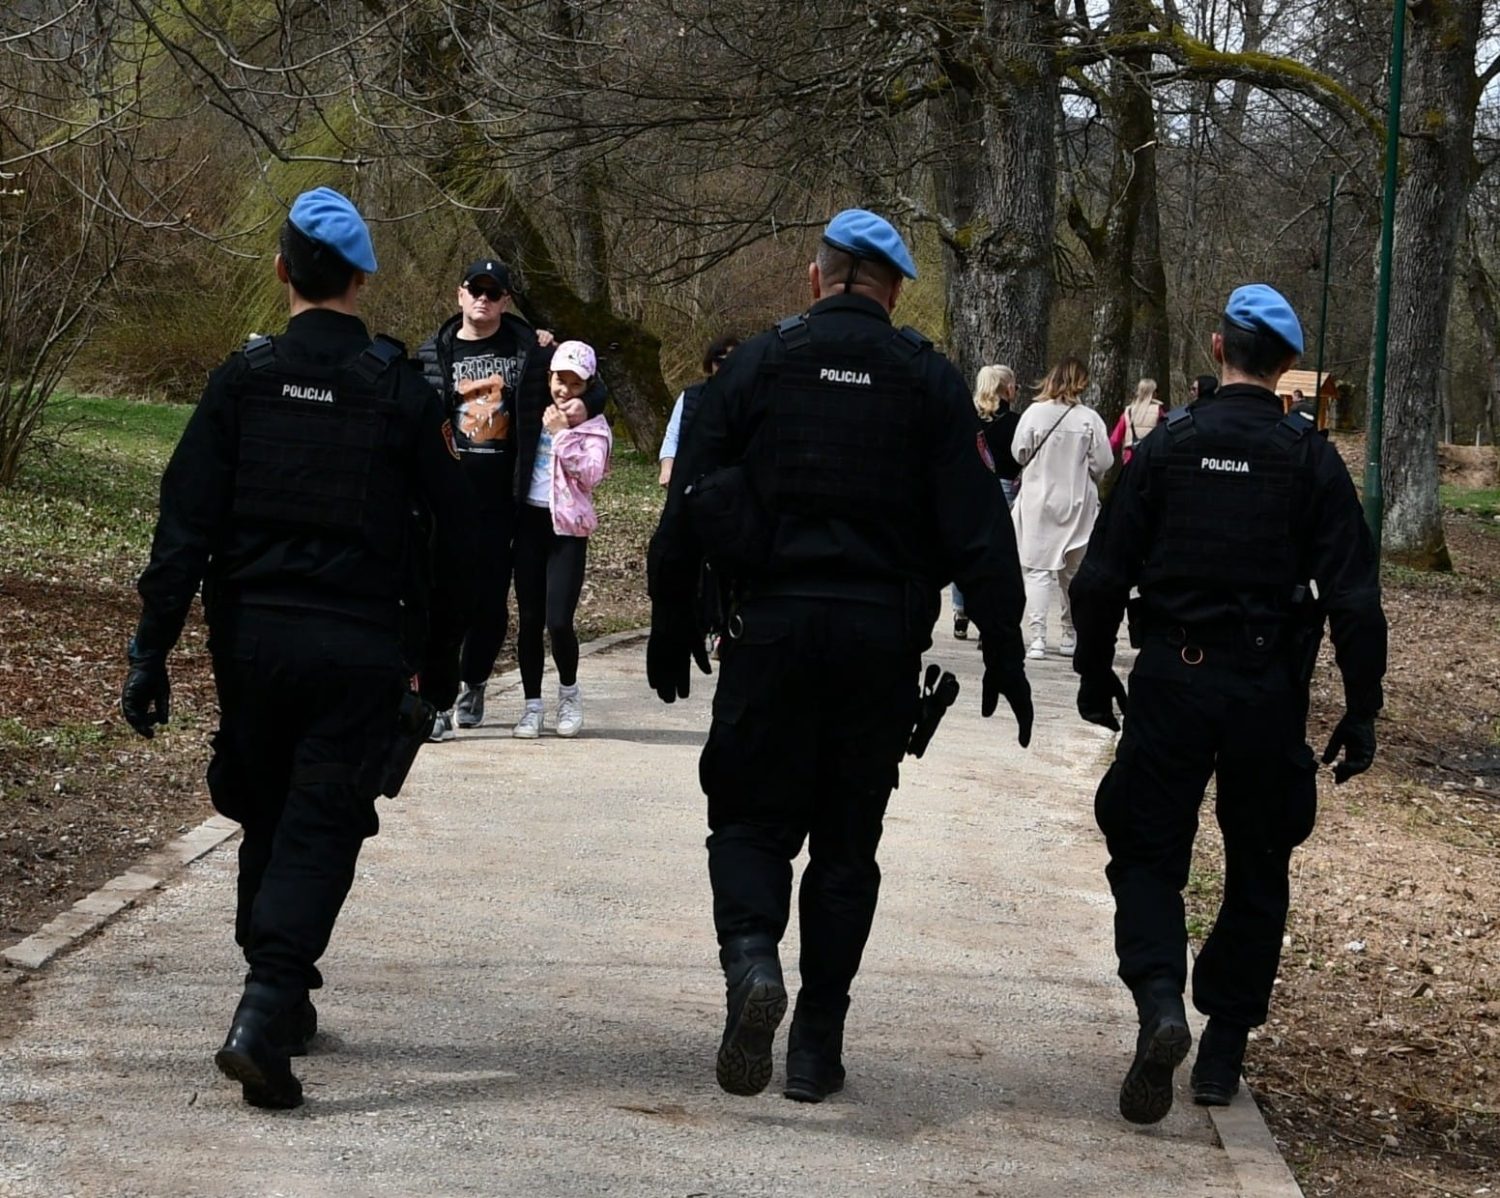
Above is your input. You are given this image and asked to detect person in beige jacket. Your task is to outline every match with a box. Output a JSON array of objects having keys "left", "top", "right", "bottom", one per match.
[{"left": 1010, "top": 357, "right": 1114, "bottom": 658}]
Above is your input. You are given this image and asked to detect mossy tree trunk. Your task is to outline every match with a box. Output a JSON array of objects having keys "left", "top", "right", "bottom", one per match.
[{"left": 1377, "top": 0, "right": 1484, "bottom": 570}]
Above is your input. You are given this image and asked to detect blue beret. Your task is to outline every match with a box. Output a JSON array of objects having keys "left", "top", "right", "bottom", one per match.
[
  {"left": 822, "top": 209, "right": 918, "bottom": 280},
  {"left": 288, "top": 187, "right": 377, "bottom": 274},
  {"left": 1224, "top": 284, "right": 1303, "bottom": 355}
]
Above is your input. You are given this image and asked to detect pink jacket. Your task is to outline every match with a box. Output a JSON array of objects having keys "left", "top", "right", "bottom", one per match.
[{"left": 548, "top": 414, "right": 612, "bottom": 536}]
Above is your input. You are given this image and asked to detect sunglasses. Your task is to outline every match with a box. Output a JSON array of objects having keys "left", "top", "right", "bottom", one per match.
[{"left": 464, "top": 281, "right": 506, "bottom": 302}]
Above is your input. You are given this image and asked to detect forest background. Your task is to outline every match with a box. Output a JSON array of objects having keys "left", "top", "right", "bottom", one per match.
[{"left": 5, "top": 0, "right": 1500, "bottom": 568}]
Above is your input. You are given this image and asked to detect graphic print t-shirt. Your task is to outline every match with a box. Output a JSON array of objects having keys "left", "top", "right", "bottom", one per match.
[{"left": 449, "top": 328, "right": 524, "bottom": 456}]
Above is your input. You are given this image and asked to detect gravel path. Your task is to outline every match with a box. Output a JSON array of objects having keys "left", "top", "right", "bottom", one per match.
[{"left": 0, "top": 629, "right": 1248, "bottom": 1197}]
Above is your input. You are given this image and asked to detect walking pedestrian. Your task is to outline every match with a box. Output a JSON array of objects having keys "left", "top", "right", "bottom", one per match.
[
  {"left": 1108, "top": 377, "right": 1165, "bottom": 466},
  {"left": 511, "top": 340, "right": 613, "bottom": 739},
  {"left": 1069, "top": 283, "right": 1387, "bottom": 1124},
  {"left": 647, "top": 208, "right": 1033, "bottom": 1104},
  {"left": 416, "top": 260, "right": 606, "bottom": 738},
  {"left": 953, "top": 364, "right": 1021, "bottom": 639},
  {"left": 1010, "top": 357, "right": 1113, "bottom": 659},
  {"left": 120, "top": 188, "right": 477, "bottom": 1109}
]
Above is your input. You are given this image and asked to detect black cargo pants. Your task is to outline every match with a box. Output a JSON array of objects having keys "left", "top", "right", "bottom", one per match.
[
  {"left": 207, "top": 606, "right": 406, "bottom": 995},
  {"left": 700, "top": 596, "right": 920, "bottom": 1018},
  {"left": 1094, "top": 640, "right": 1319, "bottom": 1027}
]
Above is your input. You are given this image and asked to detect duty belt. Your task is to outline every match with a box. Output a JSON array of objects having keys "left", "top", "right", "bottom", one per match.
[
  {"left": 741, "top": 577, "right": 909, "bottom": 608},
  {"left": 1140, "top": 621, "right": 1285, "bottom": 668}
]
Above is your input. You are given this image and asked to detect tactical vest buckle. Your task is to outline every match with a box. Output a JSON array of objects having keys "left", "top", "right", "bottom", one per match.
[
  {"left": 352, "top": 335, "right": 405, "bottom": 386},
  {"left": 243, "top": 335, "right": 276, "bottom": 371},
  {"left": 775, "top": 315, "right": 811, "bottom": 352},
  {"left": 1163, "top": 406, "right": 1197, "bottom": 445}
]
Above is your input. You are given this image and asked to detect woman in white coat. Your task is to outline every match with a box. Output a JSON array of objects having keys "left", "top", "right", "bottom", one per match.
[{"left": 1011, "top": 357, "right": 1114, "bottom": 659}]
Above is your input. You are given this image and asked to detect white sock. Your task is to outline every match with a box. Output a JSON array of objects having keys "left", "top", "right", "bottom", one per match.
[
  {"left": 524, "top": 698, "right": 543, "bottom": 712},
  {"left": 559, "top": 683, "right": 580, "bottom": 699}
]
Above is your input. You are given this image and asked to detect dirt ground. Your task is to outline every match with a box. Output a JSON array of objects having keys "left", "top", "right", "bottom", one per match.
[{"left": 1189, "top": 510, "right": 1500, "bottom": 1197}]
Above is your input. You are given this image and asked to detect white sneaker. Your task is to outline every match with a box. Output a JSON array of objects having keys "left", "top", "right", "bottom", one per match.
[
  {"left": 1026, "top": 638, "right": 1047, "bottom": 660},
  {"left": 427, "top": 710, "right": 456, "bottom": 743},
  {"left": 556, "top": 685, "right": 583, "bottom": 738},
  {"left": 513, "top": 702, "right": 544, "bottom": 739},
  {"left": 1059, "top": 632, "right": 1077, "bottom": 656}
]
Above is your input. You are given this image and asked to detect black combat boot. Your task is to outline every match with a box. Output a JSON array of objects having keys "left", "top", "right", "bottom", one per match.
[
  {"left": 1191, "top": 1018, "right": 1248, "bottom": 1107},
  {"left": 1118, "top": 977, "right": 1192, "bottom": 1125},
  {"left": 267, "top": 997, "right": 318, "bottom": 1057},
  {"left": 715, "top": 935, "right": 787, "bottom": 1097},
  {"left": 783, "top": 996, "right": 847, "bottom": 1103},
  {"left": 214, "top": 982, "right": 306, "bottom": 1109}
]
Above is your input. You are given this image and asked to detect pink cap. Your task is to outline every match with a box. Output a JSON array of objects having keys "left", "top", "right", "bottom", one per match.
[{"left": 550, "top": 340, "right": 597, "bottom": 381}]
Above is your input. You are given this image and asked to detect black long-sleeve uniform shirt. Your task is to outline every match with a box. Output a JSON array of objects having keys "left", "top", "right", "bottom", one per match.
[
  {"left": 136, "top": 309, "right": 478, "bottom": 664},
  {"left": 650, "top": 292, "right": 1025, "bottom": 654},
  {"left": 1070, "top": 383, "right": 1387, "bottom": 716}
]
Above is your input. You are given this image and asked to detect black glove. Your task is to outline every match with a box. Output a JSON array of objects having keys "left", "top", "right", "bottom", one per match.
[
  {"left": 1077, "top": 671, "right": 1128, "bottom": 733},
  {"left": 1321, "top": 713, "right": 1375, "bottom": 784},
  {"left": 121, "top": 640, "right": 170, "bottom": 738},
  {"left": 647, "top": 601, "right": 710, "bottom": 703},
  {"left": 980, "top": 639, "right": 1034, "bottom": 747}
]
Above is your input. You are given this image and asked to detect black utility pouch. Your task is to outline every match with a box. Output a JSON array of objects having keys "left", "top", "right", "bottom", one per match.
[{"left": 684, "top": 465, "right": 773, "bottom": 576}]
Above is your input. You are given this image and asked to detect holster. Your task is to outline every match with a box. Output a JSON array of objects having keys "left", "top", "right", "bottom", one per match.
[
  {"left": 379, "top": 690, "right": 437, "bottom": 799},
  {"left": 907, "top": 664, "right": 960, "bottom": 759}
]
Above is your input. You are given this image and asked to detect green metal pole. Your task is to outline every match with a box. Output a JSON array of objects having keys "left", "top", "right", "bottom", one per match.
[
  {"left": 1315, "top": 173, "right": 1336, "bottom": 425},
  {"left": 1365, "top": 0, "right": 1408, "bottom": 545}
]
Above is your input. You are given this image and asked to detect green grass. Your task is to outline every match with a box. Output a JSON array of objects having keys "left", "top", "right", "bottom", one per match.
[
  {"left": 0, "top": 393, "right": 188, "bottom": 582},
  {"left": 1442, "top": 485, "right": 1500, "bottom": 519}
]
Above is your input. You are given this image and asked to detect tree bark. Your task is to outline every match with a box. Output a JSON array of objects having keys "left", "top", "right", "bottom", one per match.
[
  {"left": 1377, "top": 0, "right": 1482, "bottom": 570},
  {"left": 937, "top": 1, "right": 1061, "bottom": 393},
  {"left": 1462, "top": 222, "right": 1500, "bottom": 447},
  {"left": 1081, "top": 0, "right": 1156, "bottom": 429}
]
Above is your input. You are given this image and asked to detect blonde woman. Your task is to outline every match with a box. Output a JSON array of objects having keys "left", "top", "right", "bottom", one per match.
[
  {"left": 1010, "top": 357, "right": 1113, "bottom": 658},
  {"left": 1109, "top": 378, "right": 1165, "bottom": 466},
  {"left": 952, "top": 364, "right": 1022, "bottom": 639}
]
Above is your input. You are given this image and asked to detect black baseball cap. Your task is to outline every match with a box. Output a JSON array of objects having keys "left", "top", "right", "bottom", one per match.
[{"left": 461, "top": 259, "right": 512, "bottom": 291}]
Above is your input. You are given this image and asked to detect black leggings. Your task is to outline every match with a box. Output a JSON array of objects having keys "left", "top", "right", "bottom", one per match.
[{"left": 513, "top": 503, "right": 588, "bottom": 699}]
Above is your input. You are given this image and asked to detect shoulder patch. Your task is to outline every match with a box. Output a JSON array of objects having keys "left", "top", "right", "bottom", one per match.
[{"left": 441, "top": 418, "right": 460, "bottom": 461}]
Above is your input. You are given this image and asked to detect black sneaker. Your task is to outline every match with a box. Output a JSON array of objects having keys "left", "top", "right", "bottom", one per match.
[
  {"left": 427, "top": 710, "right": 456, "bottom": 743},
  {"left": 456, "top": 683, "right": 486, "bottom": 729},
  {"left": 715, "top": 937, "right": 787, "bottom": 1097},
  {"left": 953, "top": 613, "right": 969, "bottom": 640},
  {"left": 1191, "top": 1018, "right": 1248, "bottom": 1107},
  {"left": 783, "top": 1000, "right": 847, "bottom": 1103},
  {"left": 214, "top": 984, "right": 305, "bottom": 1110},
  {"left": 1119, "top": 985, "right": 1191, "bottom": 1125}
]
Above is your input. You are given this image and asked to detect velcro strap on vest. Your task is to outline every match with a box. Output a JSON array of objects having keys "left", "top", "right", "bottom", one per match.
[
  {"left": 894, "top": 325, "right": 931, "bottom": 357},
  {"left": 352, "top": 335, "right": 406, "bottom": 386},
  {"left": 243, "top": 335, "right": 276, "bottom": 371},
  {"left": 1275, "top": 409, "right": 1316, "bottom": 446},
  {"left": 1163, "top": 406, "right": 1196, "bottom": 444},
  {"left": 776, "top": 315, "right": 811, "bottom": 352}
]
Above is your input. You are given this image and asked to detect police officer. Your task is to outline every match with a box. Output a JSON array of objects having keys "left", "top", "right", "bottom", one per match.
[
  {"left": 647, "top": 209, "right": 1034, "bottom": 1104},
  {"left": 1069, "top": 284, "right": 1387, "bottom": 1125},
  {"left": 120, "top": 187, "right": 476, "bottom": 1110}
]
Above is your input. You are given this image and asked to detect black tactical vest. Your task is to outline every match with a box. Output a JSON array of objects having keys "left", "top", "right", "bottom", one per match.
[
  {"left": 232, "top": 334, "right": 412, "bottom": 570},
  {"left": 1139, "top": 406, "right": 1316, "bottom": 598},
  {"left": 747, "top": 314, "right": 929, "bottom": 531}
]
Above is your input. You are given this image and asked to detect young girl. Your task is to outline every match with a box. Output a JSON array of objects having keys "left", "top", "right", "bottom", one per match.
[
  {"left": 1108, "top": 377, "right": 1164, "bottom": 465},
  {"left": 512, "top": 341, "right": 612, "bottom": 738}
]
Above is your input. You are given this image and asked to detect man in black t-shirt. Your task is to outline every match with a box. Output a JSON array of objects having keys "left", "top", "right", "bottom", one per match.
[{"left": 416, "top": 261, "right": 553, "bottom": 736}]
